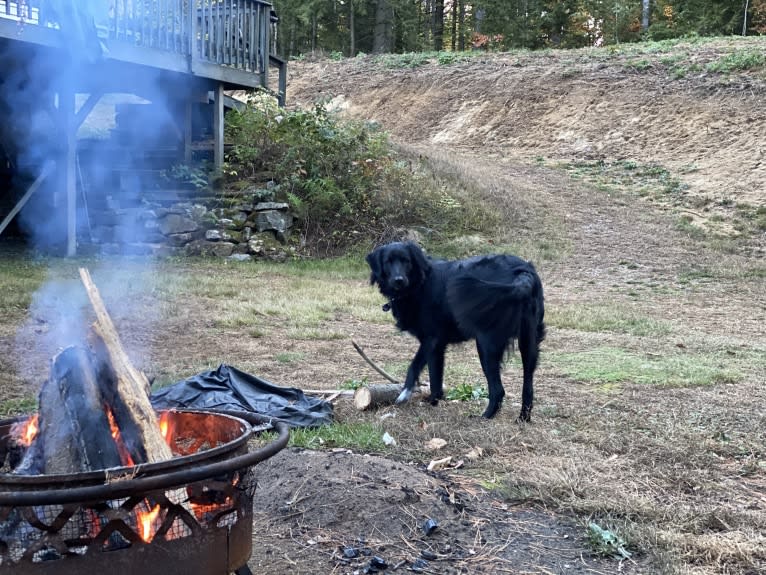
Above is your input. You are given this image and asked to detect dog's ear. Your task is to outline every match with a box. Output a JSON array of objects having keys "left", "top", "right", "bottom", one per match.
[
  {"left": 405, "top": 242, "right": 431, "bottom": 283},
  {"left": 365, "top": 247, "right": 384, "bottom": 286}
]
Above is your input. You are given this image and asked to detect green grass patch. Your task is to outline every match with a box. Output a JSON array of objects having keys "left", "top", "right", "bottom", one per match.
[
  {"left": 0, "top": 257, "right": 50, "bottom": 324},
  {"left": 625, "top": 58, "right": 652, "bottom": 71},
  {"left": 161, "top": 258, "right": 382, "bottom": 331},
  {"left": 286, "top": 328, "right": 346, "bottom": 341},
  {"left": 0, "top": 396, "right": 38, "bottom": 417},
  {"left": 559, "top": 160, "right": 686, "bottom": 200},
  {"left": 706, "top": 50, "right": 766, "bottom": 73},
  {"left": 547, "top": 304, "right": 672, "bottom": 336},
  {"left": 549, "top": 347, "right": 742, "bottom": 387},
  {"left": 289, "top": 422, "right": 386, "bottom": 451},
  {"left": 446, "top": 382, "right": 488, "bottom": 401},
  {"left": 275, "top": 352, "right": 305, "bottom": 364}
]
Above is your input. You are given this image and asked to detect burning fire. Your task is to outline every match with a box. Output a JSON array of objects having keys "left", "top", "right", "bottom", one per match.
[
  {"left": 11, "top": 414, "right": 39, "bottom": 447},
  {"left": 137, "top": 504, "right": 161, "bottom": 542},
  {"left": 159, "top": 411, "right": 171, "bottom": 443},
  {"left": 105, "top": 407, "right": 135, "bottom": 467}
]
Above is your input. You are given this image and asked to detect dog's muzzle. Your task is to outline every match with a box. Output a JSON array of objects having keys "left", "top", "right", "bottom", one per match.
[{"left": 391, "top": 276, "right": 408, "bottom": 291}]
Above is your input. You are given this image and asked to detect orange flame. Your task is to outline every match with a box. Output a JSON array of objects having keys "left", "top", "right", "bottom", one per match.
[
  {"left": 11, "top": 414, "right": 39, "bottom": 447},
  {"left": 159, "top": 412, "right": 171, "bottom": 444},
  {"left": 137, "top": 504, "right": 161, "bottom": 542},
  {"left": 105, "top": 407, "right": 135, "bottom": 467},
  {"left": 190, "top": 498, "right": 232, "bottom": 519}
]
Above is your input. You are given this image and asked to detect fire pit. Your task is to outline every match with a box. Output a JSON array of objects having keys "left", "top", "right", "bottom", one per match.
[{"left": 0, "top": 409, "right": 289, "bottom": 575}]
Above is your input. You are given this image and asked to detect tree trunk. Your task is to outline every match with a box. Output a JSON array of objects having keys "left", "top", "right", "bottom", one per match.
[
  {"left": 349, "top": 0, "right": 355, "bottom": 55},
  {"left": 642, "top": 0, "right": 651, "bottom": 31},
  {"left": 432, "top": 0, "right": 444, "bottom": 51},
  {"left": 312, "top": 12, "right": 317, "bottom": 53},
  {"left": 451, "top": 0, "right": 457, "bottom": 50},
  {"left": 373, "top": 0, "right": 391, "bottom": 53}
]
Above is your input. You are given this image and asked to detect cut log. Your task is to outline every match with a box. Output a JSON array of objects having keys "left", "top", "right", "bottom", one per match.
[
  {"left": 79, "top": 268, "right": 173, "bottom": 464},
  {"left": 354, "top": 383, "right": 422, "bottom": 411},
  {"left": 14, "top": 346, "right": 123, "bottom": 475}
]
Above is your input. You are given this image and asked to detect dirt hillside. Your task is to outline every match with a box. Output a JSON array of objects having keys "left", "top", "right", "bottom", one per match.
[{"left": 286, "top": 37, "right": 766, "bottom": 247}]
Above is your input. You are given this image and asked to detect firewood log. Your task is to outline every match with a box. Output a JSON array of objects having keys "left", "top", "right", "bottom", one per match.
[
  {"left": 14, "top": 346, "right": 123, "bottom": 475},
  {"left": 79, "top": 268, "right": 173, "bottom": 464},
  {"left": 353, "top": 383, "right": 426, "bottom": 411}
]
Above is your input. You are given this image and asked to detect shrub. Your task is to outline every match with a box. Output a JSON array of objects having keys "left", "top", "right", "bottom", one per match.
[{"left": 224, "top": 97, "right": 498, "bottom": 255}]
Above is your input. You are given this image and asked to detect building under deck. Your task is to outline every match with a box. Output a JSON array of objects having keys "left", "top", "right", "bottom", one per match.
[{"left": 0, "top": 0, "right": 286, "bottom": 255}]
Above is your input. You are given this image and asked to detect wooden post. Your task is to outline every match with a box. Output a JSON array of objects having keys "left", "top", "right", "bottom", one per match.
[
  {"left": 213, "top": 82, "right": 224, "bottom": 172},
  {"left": 58, "top": 87, "right": 77, "bottom": 257},
  {"left": 183, "top": 99, "right": 193, "bottom": 163}
]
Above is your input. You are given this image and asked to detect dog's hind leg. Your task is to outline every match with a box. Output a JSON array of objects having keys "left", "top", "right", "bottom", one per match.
[
  {"left": 517, "top": 326, "right": 539, "bottom": 423},
  {"left": 397, "top": 341, "right": 433, "bottom": 404},
  {"left": 426, "top": 343, "right": 447, "bottom": 405},
  {"left": 476, "top": 336, "right": 506, "bottom": 419}
]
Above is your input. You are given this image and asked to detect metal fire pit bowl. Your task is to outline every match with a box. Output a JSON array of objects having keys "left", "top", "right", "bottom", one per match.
[{"left": 0, "top": 410, "right": 289, "bottom": 575}]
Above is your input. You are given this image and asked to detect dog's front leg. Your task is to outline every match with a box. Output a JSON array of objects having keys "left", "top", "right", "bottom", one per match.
[
  {"left": 396, "top": 342, "right": 432, "bottom": 404},
  {"left": 426, "top": 343, "right": 447, "bottom": 405}
]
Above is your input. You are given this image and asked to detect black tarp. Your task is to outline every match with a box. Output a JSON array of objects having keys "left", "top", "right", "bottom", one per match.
[{"left": 150, "top": 364, "right": 333, "bottom": 428}]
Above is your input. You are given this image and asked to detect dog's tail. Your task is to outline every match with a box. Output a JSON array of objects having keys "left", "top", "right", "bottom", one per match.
[{"left": 447, "top": 267, "right": 545, "bottom": 337}]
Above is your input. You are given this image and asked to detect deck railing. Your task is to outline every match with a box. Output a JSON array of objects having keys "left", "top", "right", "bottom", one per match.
[{"left": 1, "top": 1, "right": 278, "bottom": 81}]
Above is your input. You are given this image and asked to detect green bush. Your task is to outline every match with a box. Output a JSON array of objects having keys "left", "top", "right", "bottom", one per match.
[{"left": 224, "top": 97, "right": 498, "bottom": 255}]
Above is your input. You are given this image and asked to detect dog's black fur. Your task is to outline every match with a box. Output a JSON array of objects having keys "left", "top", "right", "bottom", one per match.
[{"left": 366, "top": 241, "right": 546, "bottom": 420}]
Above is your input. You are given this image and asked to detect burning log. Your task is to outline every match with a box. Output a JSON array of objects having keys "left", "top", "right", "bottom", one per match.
[
  {"left": 13, "top": 268, "right": 176, "bottom": 474},
  {"left": 14, "top": 346, "right": 123, "bottom": 475},
  {"left": 79, "top": 268, "right": 174, "bottom": 465}
]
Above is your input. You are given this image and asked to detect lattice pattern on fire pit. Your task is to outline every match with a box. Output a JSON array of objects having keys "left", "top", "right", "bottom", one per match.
[
  {"left": 0, "top": 410, "right": 289, "bottom": 575},
  {"left": 0, "top": 466, "right": 252, "bottom": 564}
]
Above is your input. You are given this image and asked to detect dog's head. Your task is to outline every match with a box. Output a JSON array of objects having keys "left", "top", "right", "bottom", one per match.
[{"left": 365, "top": 241, "right": 431, "bottom": 297}]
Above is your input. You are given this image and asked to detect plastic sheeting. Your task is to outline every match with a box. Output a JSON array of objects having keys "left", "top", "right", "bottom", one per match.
[{"left": 150, "top": 364, "right": 333, "bottom": 428}]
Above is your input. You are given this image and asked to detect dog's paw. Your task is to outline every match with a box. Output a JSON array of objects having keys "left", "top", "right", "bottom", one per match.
[
  {"left": 516, "top": 409, "right": 532, "bottom": 424},
  {"left": 395, "top": 388, "right": 414, "bottom": 404},
  {"left": 482, "top": 403, "right": 501, "bottom": 419},
  {"left": 427, "top": 396, "right": 440, "bottom": 407}
]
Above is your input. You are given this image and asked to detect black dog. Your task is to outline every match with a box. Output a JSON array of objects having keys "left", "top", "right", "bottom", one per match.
[{"left": 366, "top": 241, "right": 545, "bottom": 420}]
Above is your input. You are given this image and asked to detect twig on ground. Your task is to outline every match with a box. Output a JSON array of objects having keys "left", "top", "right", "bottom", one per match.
[{"left": 352, "top": 339, "right": 400, "bottom": 384}]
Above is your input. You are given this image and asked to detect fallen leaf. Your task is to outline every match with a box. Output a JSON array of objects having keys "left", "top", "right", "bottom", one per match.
[
  {"left": 425, "top": 437, "right": 447, "bottom": 450},
  {"left": 465, "top": 446, "right": 483, "bottom": 460}
]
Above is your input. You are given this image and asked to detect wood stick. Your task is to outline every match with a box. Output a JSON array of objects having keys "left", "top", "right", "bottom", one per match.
[
  {"left": 351, "top": 339, "right": 400, "bottom": 384},
  {"left": 79, "top": 268, "right": 174, "bottom": 464}
]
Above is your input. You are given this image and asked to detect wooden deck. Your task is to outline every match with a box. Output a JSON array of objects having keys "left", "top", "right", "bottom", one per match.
[
  {"left": 0, "top": 0, "right": 286, "bottom": 256},
  {"left": 0, "top": 0, "right": 285, "bottom": 98}
]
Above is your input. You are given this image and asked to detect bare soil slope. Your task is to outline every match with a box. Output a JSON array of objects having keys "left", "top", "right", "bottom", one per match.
[{"left": 286, "top": 37, "right": 766, "bottom": 245}]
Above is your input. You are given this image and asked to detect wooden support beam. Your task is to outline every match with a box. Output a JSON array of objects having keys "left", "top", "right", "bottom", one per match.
[
  {"left": 74, "top": 91, "right": 104, "bottom": 132},
  {"left": 183, "top": 99, "right": 193, "bottom": 164},
  {"left": 0, "top": 161, "right": 55, "bottom": 238},
  {"left": 213, "top": 82, "right": 225, "bottom": 172},
  {"left": 58, "top": 87, "right": 77, "bottom": 257}
]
